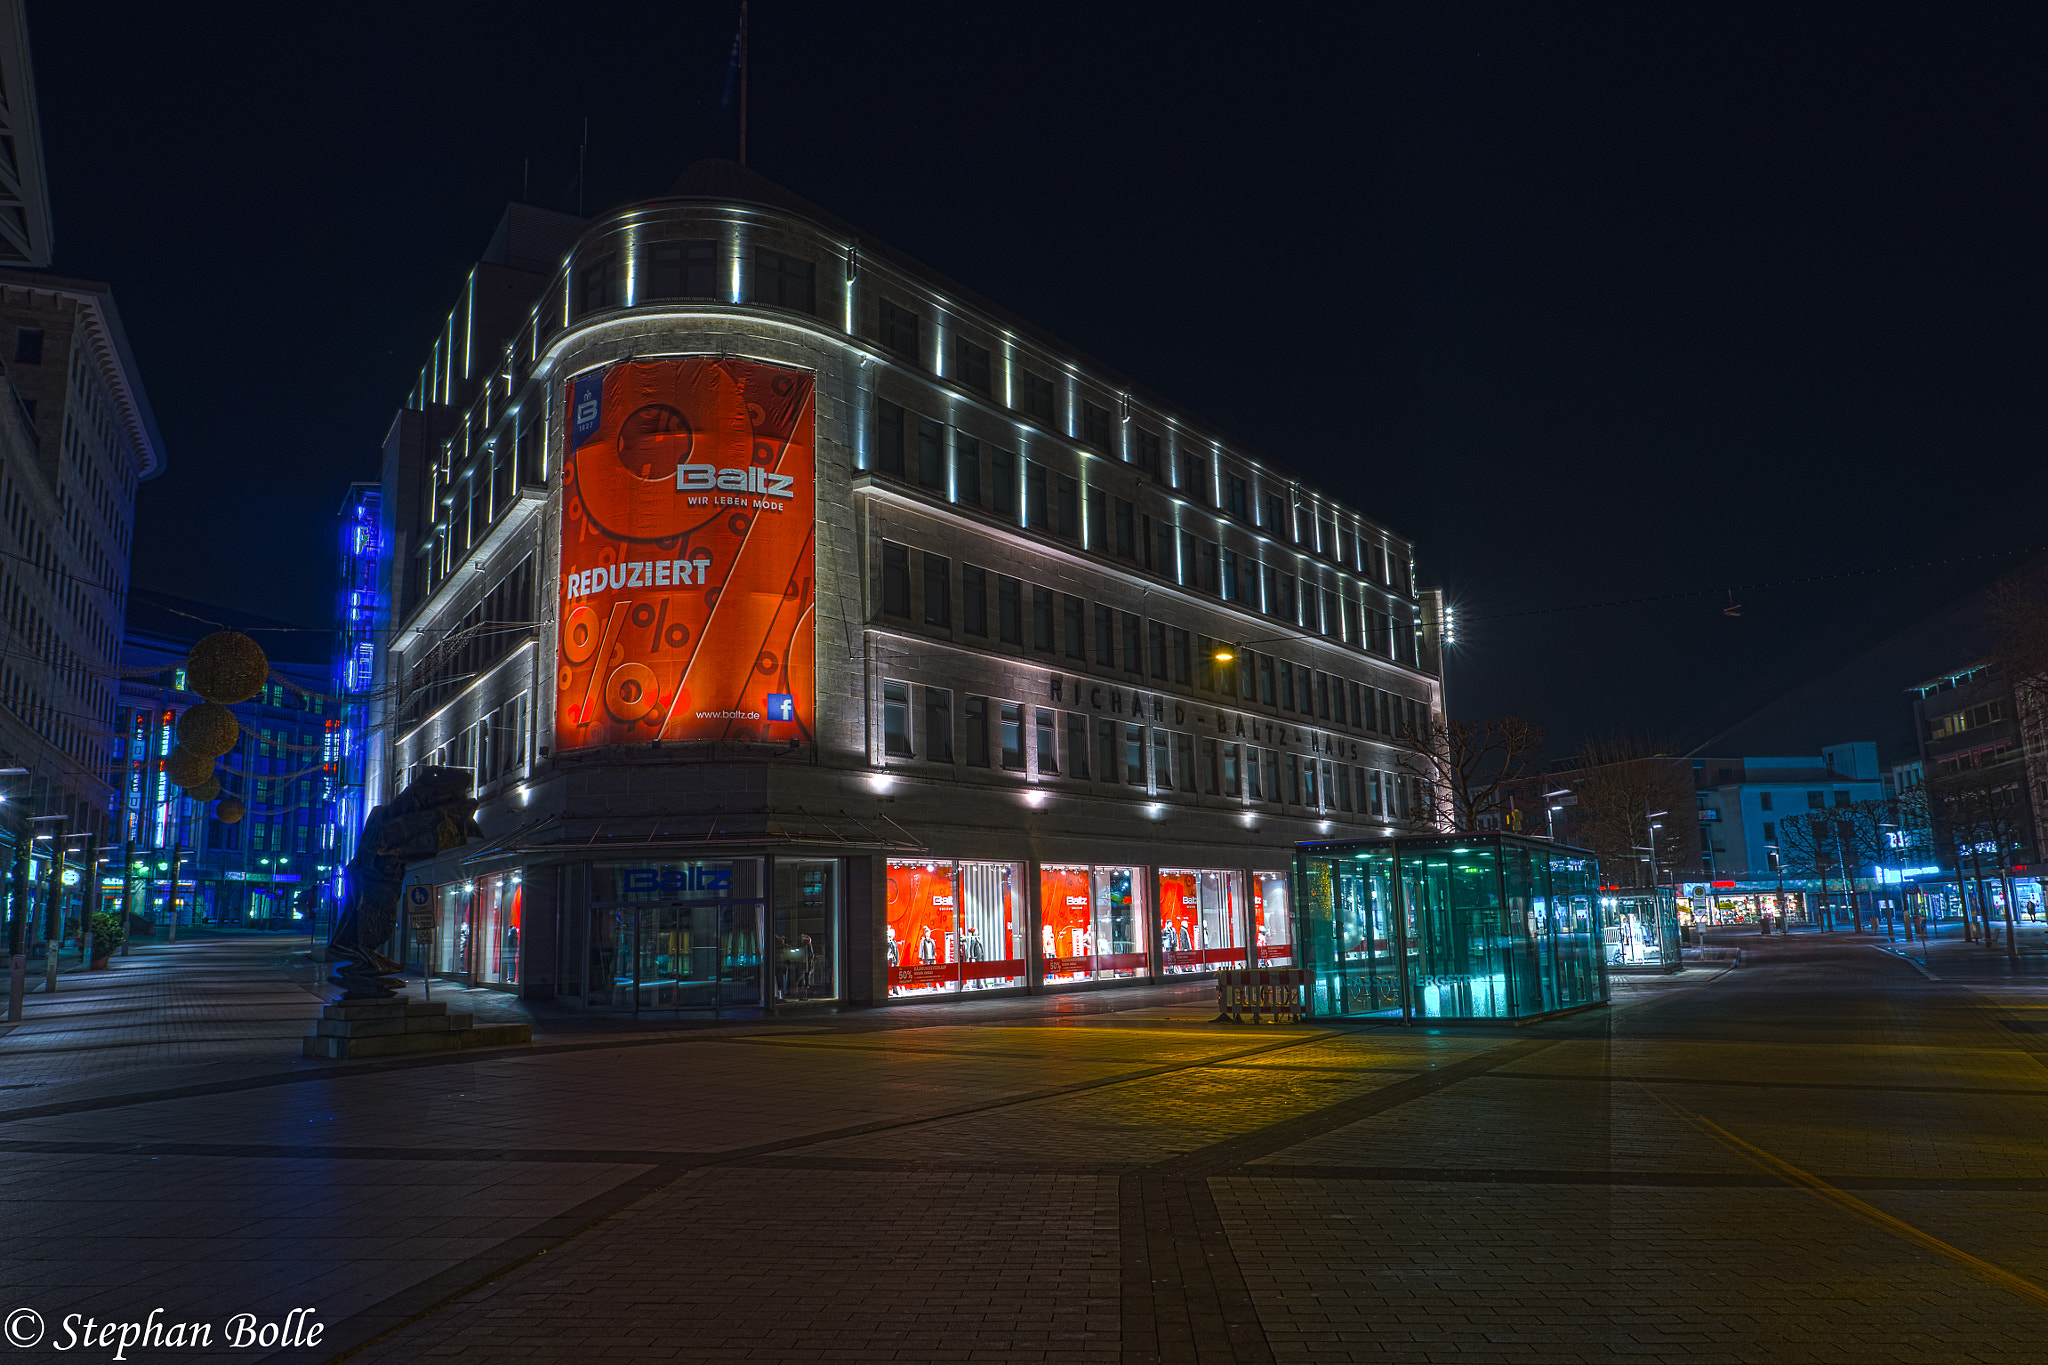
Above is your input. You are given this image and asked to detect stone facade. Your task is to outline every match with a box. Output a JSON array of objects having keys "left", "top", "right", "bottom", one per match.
[{"left": 378, "top": 164, "right": 1443, "bottom": 1007}]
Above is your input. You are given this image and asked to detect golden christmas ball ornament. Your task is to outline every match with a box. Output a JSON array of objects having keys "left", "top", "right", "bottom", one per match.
[
  {"left": 216, "top": 795, "right": 247, "bottom": 825},
  {"left": 185, "top": 777, "right": 223, "bottom": 802},
  {"left": 165, "top": 745, "right": 215, "bottom": 788},
  {"left": 175, "top": 702, "right": 241, "bottom": 758},
  {"left": 185, "top": 631, "right": 270, "bottom": 704}
]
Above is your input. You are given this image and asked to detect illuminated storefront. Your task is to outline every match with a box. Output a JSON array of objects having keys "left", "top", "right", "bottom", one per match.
[
  {"left": 886, "top": 858, "right": 1027, "bottom": 996},
  {"left": 1296, "top": 833, "right": 1608, "bottom": 1022}
]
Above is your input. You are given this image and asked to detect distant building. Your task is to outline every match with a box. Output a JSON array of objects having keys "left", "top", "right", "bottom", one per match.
[
  {"left": 0, "top": 1, "right": 53, "bottom": 268},
  {"left": 332, "top": 484, "right": 382, "bottom": 873},
  {"left": 1910, "top": 661, "right": 2042, "bottom": 916},
  {"left": 115, "top": 596, "right": 337, "bottom": 930},
  {"left": 1693, "top": 743, "right": 1887, "bottom": 879}
]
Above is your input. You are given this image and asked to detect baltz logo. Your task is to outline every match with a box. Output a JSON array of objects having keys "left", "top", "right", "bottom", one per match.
[{"left": 676, "top": 464, "right": 794, "bottom": 499}]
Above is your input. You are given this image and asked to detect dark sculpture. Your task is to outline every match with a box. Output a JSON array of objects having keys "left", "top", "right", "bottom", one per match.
[{"left": 326, "top": 767, "right": 483, "bottom": 999}]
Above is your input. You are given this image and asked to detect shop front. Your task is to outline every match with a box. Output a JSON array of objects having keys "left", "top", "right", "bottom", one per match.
[
  {"left": 426, "top": 870, "right": 525, "bottom": 988},
  {"left": 1677, "top": 882, "right": 1811, "bottom": 929},
  {"left": 885, "top": 858, "right": 1029, "bottom": 997},
  {"left": 1296, "top": 833, "right": 1608, "bottom": 1023}
]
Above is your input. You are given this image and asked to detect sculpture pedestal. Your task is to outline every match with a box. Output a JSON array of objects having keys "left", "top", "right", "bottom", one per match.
[{"left": 302, "top": 997, "right": 532, "bottom": 1060}]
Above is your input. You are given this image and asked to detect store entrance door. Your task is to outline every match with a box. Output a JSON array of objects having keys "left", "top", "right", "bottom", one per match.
[{"left": 628, "top": 899, "right": 767, "bottom": 1012}]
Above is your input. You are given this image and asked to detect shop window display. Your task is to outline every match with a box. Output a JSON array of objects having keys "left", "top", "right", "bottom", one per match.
[
  {"left": 434, "top": 883, "right": 471, "bottom": 980},
  {"left": 585, "top": 859, "right": 766, "bottom": 1011},
  {"left": 773, "top": 859, "right": 840, "bottom": 1002},
  {"left": 1253, "top": 871, "right": 1293, "bottom": 966},
  {"left": 1091, "top": 866, "right": 1147, "bottom": 979},
  {"left": 1039, "top": 863, "right": 1095, "bottom": 982},
  {"left": 475, "top": 871, "right": 523, "bottom": 986},
  {"left": 1157, "top": 869, "right": 1244, "bottom": 973},
  {"left": 887, "top": 859, "right": 1027, "bottom": 996}
]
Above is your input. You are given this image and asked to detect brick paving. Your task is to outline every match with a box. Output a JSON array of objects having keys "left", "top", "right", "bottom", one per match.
[{"left": 0, "top": 935, "right": 2044, "bottom": 1363}]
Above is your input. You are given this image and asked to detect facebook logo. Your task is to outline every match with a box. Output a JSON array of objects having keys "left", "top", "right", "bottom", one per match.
[{"left": 765, "top": 693, "right": 795, "bottom": 722}]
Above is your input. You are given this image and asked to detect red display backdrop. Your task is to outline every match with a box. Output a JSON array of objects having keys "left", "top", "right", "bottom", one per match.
[
  {"left": 887, "top": 860, "right": 957, "bottom": 992},
  {"left": 557, "top": 358, "right": 816, "bottom": 751},
  {"left": 1039, "top": 865, "right": 1095, "bottom": 979}
]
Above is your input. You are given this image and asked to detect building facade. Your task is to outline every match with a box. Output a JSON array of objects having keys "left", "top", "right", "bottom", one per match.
[
  {"left": 116, "top": 597, "right": 337, "bottom": 930},
  {"left": 376, "top": 161, "right": 1446, "bottom": 1008},
  {"left": 0, "top": 273, "right": 163, "bottom": 857},
  {"left": 1911, "top": 662, "right": 2043, "bottom": 920}
]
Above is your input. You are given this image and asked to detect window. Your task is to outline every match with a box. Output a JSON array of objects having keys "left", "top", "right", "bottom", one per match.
[
  {"left": 966, "top": 697, "right": 990, "bottom": 767},
  {"left": 1264, "top": 492, "right": 1286, "bottom": 536},
  {"left": 751, "top": 249, "right": 815, "bottom": 312},
  {"left": 955, "top": 434, "right": 982, "bottom": 505},
  {"left": 1000, "top": 703, "right": 1025, "bottom": 770},
  {"left": 1067, "top": 713, "right": 1091, "bottom": 779},
  {"left": 1122, "top": 613, "right": 1143, "bottom": 675},
  {"left": 1806, "top": 791, "right": 1824, "bottom": 810},
  {"left": 1264, "top": 751, "right": 1281, "bottom": 804},
  {"left": 881, "top": 542, "right": 910, "bottom": 617},
  {"left": 1279, "top": 661, "right": 1295, "bottom": 711},
  {"left": 14, "top": 329, "right": 42, "bottom": 365},
  {"left": 883, "top": 681, "right": 912, "bottom": 757},
  {"left": 917, "top": 418, "right": 945, "bottom": 488},
  {"left": 1085, "top": 486, "right": 1107, "bottom": 548},
  {"left": 1023, "top": 371, "right": 1055, "bottom": 422},
  {"left": 1247, "top": 747, "right": 1264, "bottom": 799},
  {"left": 925, "top": 688, "right": 953, "bottom": 763},
  {"left": 1258, "top": 654, "right": 1276, "bottom": 706},
  {"left": 1113, "top": 499, "right": 1137, "bottom": 558},
  {"left": 1223, "top": 743, "right": 1241, "bottom": 796},
  {"left": 1833, "top": 790, "right": 1852, "bottom": 807},
  {"left": 1305, "top": 759, "right": 1320, "bottom": 807},
  {"left": 1222, "top": 549, "right": 1241, "bottom": 602},
  {"left": 1226, "top": 474, "right": 1248, "bottom": 519},
  {"left": 955, "top": 337, "right": 991, "bottom": 394},
  {"left": 1134, "top": 429, "right": 1161, "bottom": 476},
  {"left": 876, "top": 401, "right": 906, "bottom": 477},
  {"left": 1025, "top": 460, "right": 1049, "bottom": 530},
  {"left": 1148, "top": 620, "right": 1168, "bottom": 679},
  {"left": 880, "top": 299, "right": 920, "bottom": 358},
  {"left": 1279, "top": 574, "right": 1297, "bottom": 621},
  {"left": 1202, "top": 738, "right": 1220, "bottom": 794},
  {"left": 1154, "top": 519, "right": 1175, "bottom": 576},
  {"left": 1316, "top": 673, "right": 1330, "bottom": 720},
  {"left": 1099, "top": 718, "right": 1118, "bottom": 785},
  {"left": 1200, "top": 542, "right": 1220, "bottom": 595},
  {"left": 1032, "top": 586, "right": 1055, "bottom": 651},
  {"left": 922, "top": 553, "right": 951, "bottom": 626},
  {"left": 1331, "top": 677, "right": 1346, "bottom": 725},
  {"left": 1063, "top": 595, "right": 1086, "bottom": 659},
  {"left": 962, "top": 565, "right": 988, "bottom": 636},
  {"left": 1171, "top": 629, "right": 1190, "bottom": 685},
  {"left": 1152, "top": 729, "right": 1173, "bottom": 790},
  {"left": 991, "top": 449, "right": 1016, "bottom": 517},
  {"left": 1762, "top": 821, "right": 1776, "bottom": 844},
  {"left": 575, "top": 252, "right": 622, "bottom": 314},
  {"left": 1056, "top": 474, "right": 1079, "bottom": 537},
  {"left": 999, "top": 576, "right": 1023, "bottom": 645},
  {"left": 648, "top": 240, "right": 716, "bottom": 299},
  {"left": 1082, "top": 401, "right": 1113, "bottom": 451},
  {"left": 1177, "top": 733, "right": 1197, "bottom": 795},
  {"left": 1125, "top": 725, "right": 1146, "bottom": 785},
  {"left": 1759, "top": 791, "right": 1774, "bottom": 812},
  {"left": 1348, "top": 681, "right": 1362, "bottom": 729},
  {"left": 1034, "top": 708, "right": 1059, "bottom": 775},
  {"left": 1287, "top": 755, "right": 1302, "bottom": 805}
]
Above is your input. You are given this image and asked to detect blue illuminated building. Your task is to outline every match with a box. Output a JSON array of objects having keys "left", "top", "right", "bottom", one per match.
[{"left": 333, "top": 483, "right": 385, "bottom": 876}]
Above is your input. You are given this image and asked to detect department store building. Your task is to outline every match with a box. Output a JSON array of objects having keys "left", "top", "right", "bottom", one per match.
[{"left": 374, "top": 161, "right": 1446, "bottom": 1010}]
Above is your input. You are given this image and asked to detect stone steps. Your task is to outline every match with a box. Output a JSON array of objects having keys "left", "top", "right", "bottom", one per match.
[{"left": 301, "top": 997, "right": 532, "bottom": 1059}]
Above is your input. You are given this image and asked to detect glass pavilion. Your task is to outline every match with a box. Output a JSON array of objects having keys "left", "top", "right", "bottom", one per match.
[{"left": 1295, "top": 833, "right": 1608, "bottom": 1022}]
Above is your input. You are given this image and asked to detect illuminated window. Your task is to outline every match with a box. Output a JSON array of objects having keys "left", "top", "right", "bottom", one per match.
[
  {"left": 1000, "top": 704, "right": 1025, "bottom": 770},
  {"left": 883, "top": 682, "right": 912, "bottom": 757},
  {"left": 1035, "top": 709, "right": 1059, "bottom": 775}
]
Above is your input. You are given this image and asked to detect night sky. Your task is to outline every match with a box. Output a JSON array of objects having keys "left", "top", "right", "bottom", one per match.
[{"left": 27, "top": 3, "right": 2047, "bottom": 760}]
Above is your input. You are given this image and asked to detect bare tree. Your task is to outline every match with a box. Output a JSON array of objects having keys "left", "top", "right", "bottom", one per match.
[
  {"left": 1930, "top": 760, "right": 2032, "bottom": 957},
  {"left": 1393, "top": 714, "right": 1545, "bottom": 832},
  {"left": 1555, "top": 732, "right": 1698, "bottom": 888}
]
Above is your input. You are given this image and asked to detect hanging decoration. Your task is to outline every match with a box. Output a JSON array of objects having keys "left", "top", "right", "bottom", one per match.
[
  {"left": 185, "top": 631, "right": 269, "bottom": 705},
  {"left": 175, "top": 702, "right": 241, "bottom": 758},
  {"left": 165, "top": 746, "right": 214, "bottom": 788},
  {"left": 216, "top": 795, "right": 247, "bottom": 825},
  {"left": 185, "top": 777, "right": 223, "bottom": 802}
]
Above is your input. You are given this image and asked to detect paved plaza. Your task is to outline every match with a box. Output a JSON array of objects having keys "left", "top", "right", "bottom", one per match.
[{"left": 2, "top": 930, "right": 2047, "bottom": 1363}]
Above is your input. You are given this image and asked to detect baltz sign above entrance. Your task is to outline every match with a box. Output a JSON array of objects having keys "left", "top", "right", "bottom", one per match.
[{"left": 557, "top": 357, "right": 817, "bottom": 752}]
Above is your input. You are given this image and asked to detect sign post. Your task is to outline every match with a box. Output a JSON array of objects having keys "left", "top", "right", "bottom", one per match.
[{"left": 405, "top": 884, "right": 434, "bottom": 1001}]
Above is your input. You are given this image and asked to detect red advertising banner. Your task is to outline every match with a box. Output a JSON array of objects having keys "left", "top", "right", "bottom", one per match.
[{"left": 557, "top": 357, "right": 816, "bottom": 751}]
